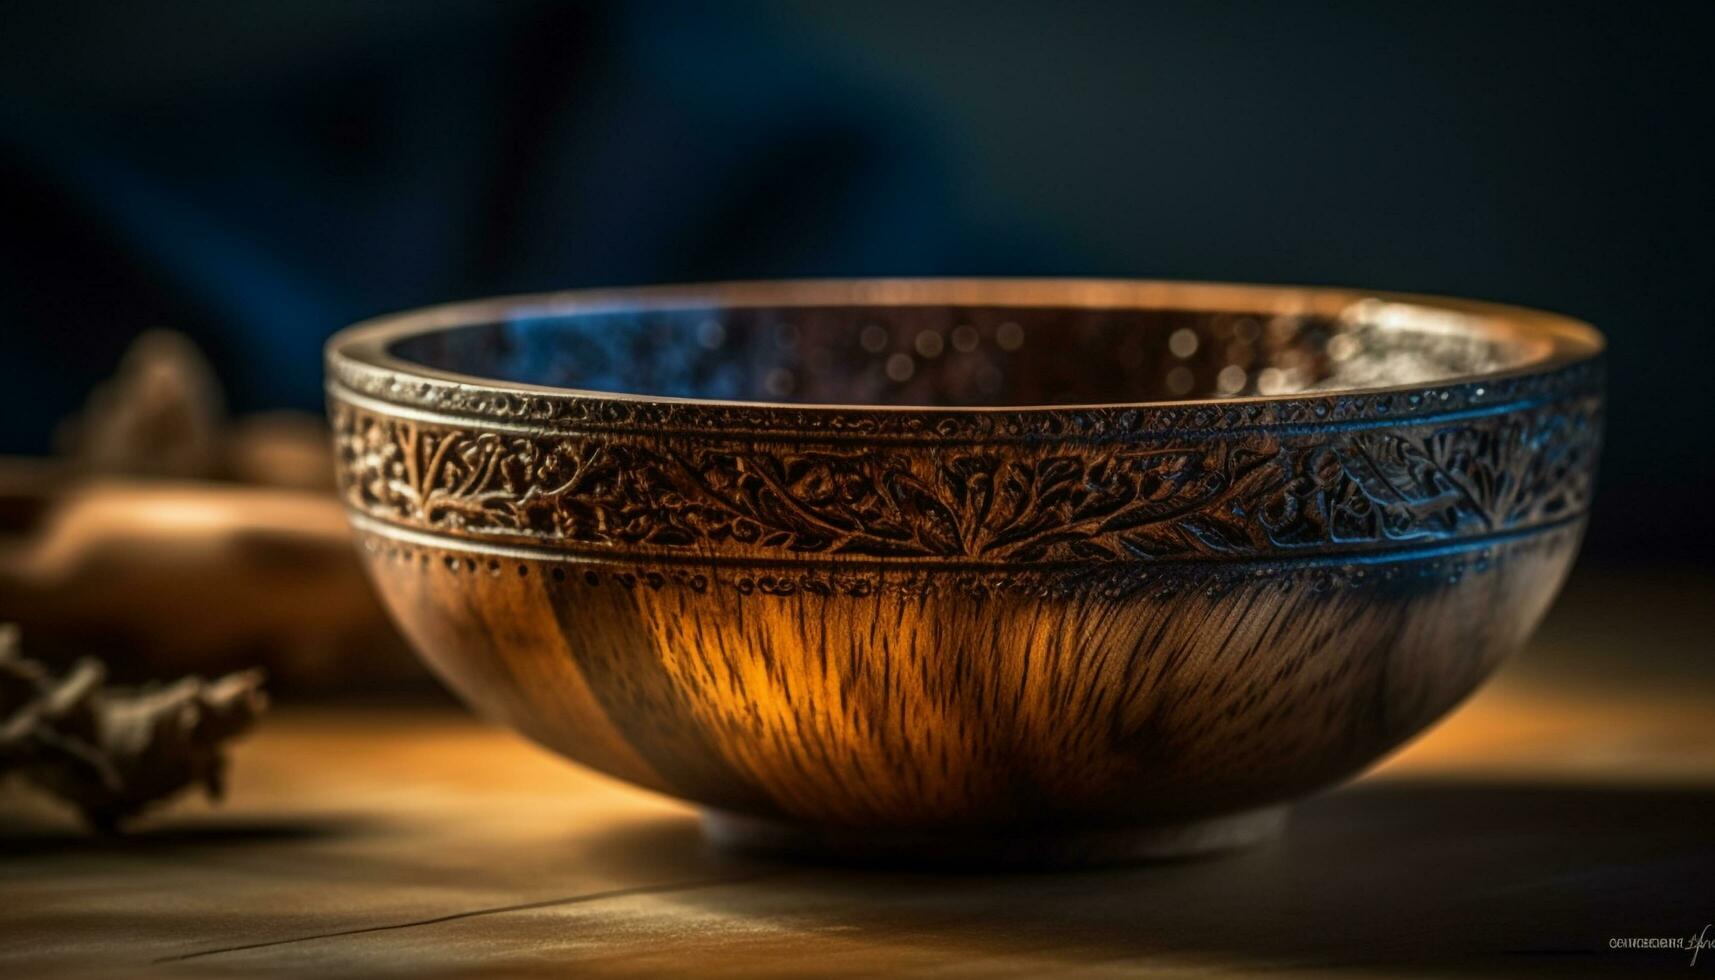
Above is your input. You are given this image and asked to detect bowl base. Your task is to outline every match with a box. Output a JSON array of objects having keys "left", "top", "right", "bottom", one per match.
[{"left": 700, "top": 806, "right": 1288, "bottom": 869}]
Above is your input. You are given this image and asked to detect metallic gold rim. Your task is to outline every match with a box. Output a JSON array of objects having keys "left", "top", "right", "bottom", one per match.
[
  {"left": 327, "top": 280, "right": 1601, "bottom": 567},
  {"left": 325, "top": 279, "right": 1603, "bottom": 426}
]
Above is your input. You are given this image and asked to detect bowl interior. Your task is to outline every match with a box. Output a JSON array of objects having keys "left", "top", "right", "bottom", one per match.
[{"left": 386, "top": 296, "right": 1543, "bottom": 408}]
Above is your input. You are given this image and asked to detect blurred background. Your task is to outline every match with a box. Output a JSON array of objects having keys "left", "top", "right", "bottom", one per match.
[
  {"left": 6, "top": 10, "right": 1715, "bottom": 969},
  {"left": 1, "top": 1, "right": 1711, "bottom": 689}
]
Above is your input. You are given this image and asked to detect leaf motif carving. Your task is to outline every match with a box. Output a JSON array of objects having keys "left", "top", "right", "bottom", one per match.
[{"left": 331, "top": 396, "right": 1599, "bottom": 563}]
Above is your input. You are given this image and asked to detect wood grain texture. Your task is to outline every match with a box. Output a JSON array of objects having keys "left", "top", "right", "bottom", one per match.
[
  {"left": 359, "top": 526, "right": 1581, "bottom": 851},
  {"left": 3, "top": 569, "right": 1713, "bottom": 977},
  {"left": 325, "top": 281, "right": 1604, "bottom": 860}
]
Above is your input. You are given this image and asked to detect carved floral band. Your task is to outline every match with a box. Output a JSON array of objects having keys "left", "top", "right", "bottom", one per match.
[{"left": 330, "top": 369, "right": 1600, "bottom": 566}]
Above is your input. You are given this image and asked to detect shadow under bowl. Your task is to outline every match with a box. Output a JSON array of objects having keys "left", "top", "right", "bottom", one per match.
[{"left": 325, "top": 279, "right": 1603, "bottom": 866}]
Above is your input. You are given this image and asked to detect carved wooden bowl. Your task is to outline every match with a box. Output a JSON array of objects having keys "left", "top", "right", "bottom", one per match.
[{"left": 327, "top": 280, "right": 1603, "bottom": 866}]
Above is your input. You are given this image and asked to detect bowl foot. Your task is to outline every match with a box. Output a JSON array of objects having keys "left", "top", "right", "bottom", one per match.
[{"left": 700, "top": 806, "right": 1288, "bottom": 869}]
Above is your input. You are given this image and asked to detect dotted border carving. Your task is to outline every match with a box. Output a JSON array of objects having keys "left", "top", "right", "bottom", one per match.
[
  {"left": 356, "top": 521, "right": 1581, "bottom": 599},
  {"left": 332, "top": 370, "right": 1600, "bottom": 566},
  {"left": 326, "top": 357, "right": 1600, "bottom": 443}
]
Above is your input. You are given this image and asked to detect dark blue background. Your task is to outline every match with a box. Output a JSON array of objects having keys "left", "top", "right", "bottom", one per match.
[{"left": 3, "top": 1, "right": 1710, "bottom": 565}]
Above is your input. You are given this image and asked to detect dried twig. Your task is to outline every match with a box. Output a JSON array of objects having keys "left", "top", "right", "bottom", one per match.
[{"left": 0, "top": 624, "right": 266, "bottom": 831}]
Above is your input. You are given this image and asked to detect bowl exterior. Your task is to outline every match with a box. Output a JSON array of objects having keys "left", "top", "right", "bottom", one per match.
[{"left": 329, "top": 343, "right": 1601, "bottom": 832}]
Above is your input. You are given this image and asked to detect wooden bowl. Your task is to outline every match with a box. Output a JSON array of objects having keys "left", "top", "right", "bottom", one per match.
[{"left": 326, "top": 280, "right": 1603, "bottom": 866}]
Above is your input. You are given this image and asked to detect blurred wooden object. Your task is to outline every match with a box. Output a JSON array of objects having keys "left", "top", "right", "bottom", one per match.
[
  {"left": 0, "top": 331, "right": 417, "bottom": 689},
  {"left": 56, "top": 330, "right": 227, "bottom": 481},
  {"left": 0, "top": 466, "right": 416, "bottom": 688},
  {"left": 55, "top": 329, "right": 333, "bottom": 492},
  {"left": 1, "top": 569, "right": 1710, "bottom": 976}
]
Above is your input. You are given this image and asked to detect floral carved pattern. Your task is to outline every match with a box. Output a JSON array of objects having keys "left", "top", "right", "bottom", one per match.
[{"left": 332, "top": 393, "right": 1599, "bottom": 564}]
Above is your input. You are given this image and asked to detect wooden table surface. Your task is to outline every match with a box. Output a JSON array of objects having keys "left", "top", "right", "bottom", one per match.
[{"left": 4, "top": 570, "right": 1713, "bottom": 977}]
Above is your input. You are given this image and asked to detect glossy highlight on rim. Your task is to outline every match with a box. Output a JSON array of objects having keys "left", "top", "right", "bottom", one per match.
[{"left": 325, "top": 278, "right": 1603, "bottom": 420}]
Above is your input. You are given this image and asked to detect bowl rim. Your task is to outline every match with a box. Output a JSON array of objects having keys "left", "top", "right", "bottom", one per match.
[{"left": 325, "top": 278, "right": 1603, "bottom": 416}]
